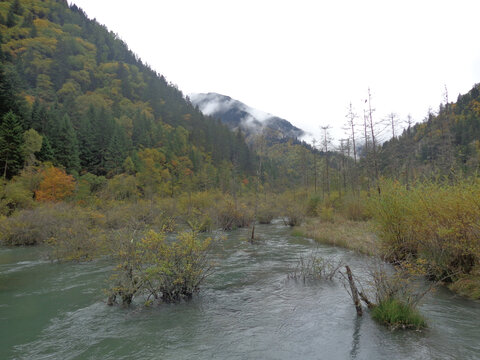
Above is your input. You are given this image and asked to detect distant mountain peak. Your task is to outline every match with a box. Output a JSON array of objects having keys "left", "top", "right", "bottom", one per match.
[{"left": 189, "top": 93, "right": 304, "bottom": 142}]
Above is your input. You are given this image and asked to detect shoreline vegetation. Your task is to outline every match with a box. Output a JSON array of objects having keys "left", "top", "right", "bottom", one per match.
[
  {"left": 295, "top": 181, "right": 480, "bottom": 304},
  {"left": 1, "top": 179, "right": 479, "bottom": 330}
]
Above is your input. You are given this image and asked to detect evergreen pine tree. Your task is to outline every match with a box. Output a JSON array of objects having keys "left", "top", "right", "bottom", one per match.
[
  {"left": 77, "top": 107, "right": 97, "bottom": 172},
  {"left": 6, "top": 8, "right": 16, "bottom": 28},
  {"left": 132, "top": 111, "right": 152, "bottom": 147},
  {"left": 0, "top": 32, "right": 4, "bottom": 61},
  {"left": 92, "top": 107, "right": 115, "bottom": 175},
  {"left": 0, "top": 65, "right": 18, "bottom": 119},
  {"left": 37, "top": 135, "right": 54, "bottom": 163},
  {"left": 51, "top": 113, "right": 80, "bottom": 173},
  {"left": 28, "top": 98, "right": 41, "bottom": 131},
  {"left": 0, "top": 111, "right": 24, "bottom": 178},
  {"left": 11, "top": 0, "right": 23, "bottom": 15},
  {"left": 104, "top": 124, "right": 128, "bottom": 175}
]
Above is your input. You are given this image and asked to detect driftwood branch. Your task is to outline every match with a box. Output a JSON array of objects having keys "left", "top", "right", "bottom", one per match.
[
  {"left": 345, "top": 265, "right": 363, "bottom": 316},
  {"left": 359, "top": 291, "right": 374, "bottom": 309}
]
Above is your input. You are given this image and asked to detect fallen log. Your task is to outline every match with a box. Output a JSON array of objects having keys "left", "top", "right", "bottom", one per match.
[{"left": 345, "top": 265, "right": 363, "bottom": 316}]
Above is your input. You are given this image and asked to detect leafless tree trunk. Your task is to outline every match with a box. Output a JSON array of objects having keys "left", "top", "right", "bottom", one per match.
[
  {"left": 367, "top": 88, "right": 381, "bottom": 195},
  {"left": 312, "top": 139, "right": 318, "bottom": 194},
  {"left": 321, "top": 126, "right": 332, "bottom": 198}
]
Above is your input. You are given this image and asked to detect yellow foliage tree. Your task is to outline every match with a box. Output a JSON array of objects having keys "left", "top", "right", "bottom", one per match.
[{"left": 35, "top": 166, "right": 75, "bottom": 202}]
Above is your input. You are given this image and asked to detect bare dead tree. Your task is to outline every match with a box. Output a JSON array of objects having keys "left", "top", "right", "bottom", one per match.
[
  {"left": 345, "top": 102, "right": 358, "bottom": 165},
  {"left": 321, "top": 125, "right": 332, "bottom": 198},
  {"left": 367, "top": 88, "right": 381, "bottom": 195},
  {"left": 339, "top": 139, "right": 348, "bottom": 195},
  {"left": 312, "top": 139, "right": 318, "bottom": 194},
  {"left": 404, "top": 114, "right": 414, "bottom": 189},
  {"left": 388, "top": 112, "right": 399, "bottom": 139},
  {"left": 345, "top": 102, "right": 359, "bottom": 195}
]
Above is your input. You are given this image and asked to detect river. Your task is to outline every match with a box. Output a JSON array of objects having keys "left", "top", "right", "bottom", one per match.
[{"left": 1, "top": 220, "right": 479, "bottom": 359}]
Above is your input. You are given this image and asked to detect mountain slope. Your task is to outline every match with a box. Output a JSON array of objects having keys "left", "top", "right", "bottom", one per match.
[
  {"left": 0, "top": 0, "right": 253, "bottom": 177},
  {"left": 190, "top": 93, "right": 304, "bottom": 143},
  {"left": 379, "top": 83, "right": 480, "bottom": 179}
]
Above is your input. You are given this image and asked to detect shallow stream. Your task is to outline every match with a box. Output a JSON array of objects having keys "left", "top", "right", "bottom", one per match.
[{"left": 1, "top": 220, "right": 479, "bottom": 359}]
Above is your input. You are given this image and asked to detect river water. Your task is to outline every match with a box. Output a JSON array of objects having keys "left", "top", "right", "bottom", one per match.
[{"left": 1, "top": 220, "right": 480, "bottom": 359}]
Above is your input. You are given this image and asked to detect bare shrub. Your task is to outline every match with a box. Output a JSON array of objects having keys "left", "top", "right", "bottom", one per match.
[
  {"left": 288, "top": 251, "right": 343, "bottom": 282},
  {"left": 103, "top": 200, "right": 176, "bottom": 232},
  {"left": 0, "top": 203, "right": 104, "bottom": 247},
  {"left": 212, "top": 198, "right": 253, "bottom": 230},
  {"left": 257, "top": 203, "right": 278, "bottom": 224}
]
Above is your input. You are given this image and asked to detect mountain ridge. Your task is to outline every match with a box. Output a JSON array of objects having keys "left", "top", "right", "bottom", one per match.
[{"left": 190, "top": 92, "right": 305, "bottom": 143}]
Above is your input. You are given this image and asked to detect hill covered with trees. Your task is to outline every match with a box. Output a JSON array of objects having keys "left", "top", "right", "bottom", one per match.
[
  {"left": 0, "top": 0, "right": 252, "bottom": 183},
  {"left": 379, "top": 85, "right": 480, "bottom": 181}
]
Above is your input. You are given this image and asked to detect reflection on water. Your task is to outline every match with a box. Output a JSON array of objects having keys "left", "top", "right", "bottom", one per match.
[
  {"left": 350, "top": 316, "right": 362, "bottom": 359},
  {"left": 1, "top": 221, "right": 480, "bottom": 360}
]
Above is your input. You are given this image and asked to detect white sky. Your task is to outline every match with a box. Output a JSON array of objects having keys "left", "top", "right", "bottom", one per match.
[{"left": 71, "top": 0, "right": 480, "bottom": 143}]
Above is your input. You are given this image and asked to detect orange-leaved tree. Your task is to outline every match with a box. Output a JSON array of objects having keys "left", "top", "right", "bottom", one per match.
[{"left": 35, "top": 166, "right": 75, "bottom": 202}]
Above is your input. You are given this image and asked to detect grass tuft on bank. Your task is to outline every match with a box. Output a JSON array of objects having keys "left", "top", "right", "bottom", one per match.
[{"left": 371, "top": 298, "right": 426, "bottom": 330}]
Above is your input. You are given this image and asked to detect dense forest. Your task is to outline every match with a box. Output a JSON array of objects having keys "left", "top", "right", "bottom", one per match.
[
  {"left": 379, "top": 86, "right": 480, "bottom": 180},
  {"left": 0, "top": 0, "right": 252, "bottom": 187}
]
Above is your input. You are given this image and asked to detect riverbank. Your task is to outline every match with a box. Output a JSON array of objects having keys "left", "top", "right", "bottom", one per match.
[
  {"left": 295, "top": 217, "right": 379, "bottom": 256},
  {"left": 296, "top": 216, "right": 480, "bottom": 301}
]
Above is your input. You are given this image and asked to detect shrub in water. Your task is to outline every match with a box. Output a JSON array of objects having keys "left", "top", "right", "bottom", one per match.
[
  {"left": 213, "top": 198, "right": 253, "bottom": 230},
  {"left": 108, "top": 230, "right": 213, "bottom": 305},
  {"left": 371, "top": 298, "right": 426, "bottom": 330}
]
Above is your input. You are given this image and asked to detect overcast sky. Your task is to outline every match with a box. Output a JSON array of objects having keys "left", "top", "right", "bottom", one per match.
[{"left": 71, "top": 0, "right": 480, "bottom": 143}]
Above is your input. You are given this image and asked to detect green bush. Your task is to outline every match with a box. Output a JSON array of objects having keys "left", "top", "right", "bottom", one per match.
[
  {"left": 212, "top": 197, "right": 253, "bottom": 230},
  {"left": 257, "top": 203, "right": 277, "bottom": 224},
  {"left": 103, "top": 200, "right": 176, "bottom": 232},
  {"left": 107, "top": 230, "right": 213, "bottom": 305},
  {"left": 102, "top": 174, "right": 139, "bottom": 201},
  {"left": 371, "top": 298, "right": 426, "bottom": 330},
  {"left": 341, "top": 194, "right": 371, "bottom": 221},
  {"left": 0, "top": 203, "right": 106, "bottom": 260},
  {"left": 306, "top": 195, "right": 322, "bottom": 216},
  {"left": 277, "top": 193, "right": 305, "bottom": 227},
  {"left": 319, "top": 205, "right": 334, "bottom": 223},
  {"left": 369, "top": 179, "right": 480, "bottom": 282}
]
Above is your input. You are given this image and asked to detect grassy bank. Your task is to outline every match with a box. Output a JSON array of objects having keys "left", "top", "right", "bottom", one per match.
[
  {"left": 296, "top": 216, "right": 378, "bottom": 256},
  {"left": 369, "top": 179, "right": 480, "bottom": 301}
]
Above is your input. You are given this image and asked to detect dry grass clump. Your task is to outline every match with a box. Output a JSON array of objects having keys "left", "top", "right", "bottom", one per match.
[
  {"left": 298, "top": 216, "right": 378, "bottom": 255},
  {"left": 448, "top": 269, "right": 480, "bottom": 300}
]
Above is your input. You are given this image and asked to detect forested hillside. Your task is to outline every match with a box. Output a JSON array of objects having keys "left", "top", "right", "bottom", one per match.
[
  {"left": 379, "top": 85, "right": 480, "bottom": 180},
  {"left": 0, "top": 0, "right": 252, "bottom": 181}
]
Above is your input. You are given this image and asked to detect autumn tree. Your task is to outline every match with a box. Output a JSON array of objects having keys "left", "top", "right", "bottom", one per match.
[
  {"left": 35, "top": 166, "right": 75, "bottom": 202},
  {"left": 136, "top": 148, "right": 169, "bottom": 198}
]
